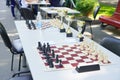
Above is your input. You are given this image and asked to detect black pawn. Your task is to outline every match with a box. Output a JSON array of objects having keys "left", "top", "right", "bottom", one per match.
[
  {"left": 42, "top": 43, "right": 46, "bottom": 53},
  {"left": 59, "top": 60, "right": 63, "bottom": 67},
  {"left": 47, "top": 43, "right": 51, "bottom": 53},
  {"left": 55, "top": 55, "right": 59, "bottom": 63},
  {"left": 38, "top": 42, "right": 42, "bottom": 50},
  {"left": 52, "top": 50, "right": 55, "bottom": 58}
]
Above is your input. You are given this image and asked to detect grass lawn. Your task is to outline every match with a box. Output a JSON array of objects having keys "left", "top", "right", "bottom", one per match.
[
  {"left": 97, "top": 3, "right": 116, "bottom": 16},
  {"left": 74, "top": 2, "right": 116, "bottom": 20}
]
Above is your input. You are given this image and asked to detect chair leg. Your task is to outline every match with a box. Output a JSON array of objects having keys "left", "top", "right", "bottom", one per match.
[
  {"left": 18, "top": 54, "right": 22, "bottom": 71},
  {"left": 11, "top": 54, "right": 14, "bottom": 71},
  {"left": 89, "top": 22, "right": 93, "bottom": 40}
]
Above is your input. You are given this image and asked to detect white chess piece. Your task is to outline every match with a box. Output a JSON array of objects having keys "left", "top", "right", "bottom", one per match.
[{"left": 103, "top": 54, "right": 109, "bottom": 64}]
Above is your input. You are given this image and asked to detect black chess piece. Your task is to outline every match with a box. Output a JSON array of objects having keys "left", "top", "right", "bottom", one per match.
[
  {"left": 42, "top": 43, "right": 46, "bottom": 53},
  {"left": 52, "top": 50, "right": 55, "bottom": 58},
  {"left": 49, "top": 59, "right": 54, "bottom": 68},
  {"left": 79, "top": 37, "right": 84, "bottom": 42},
  {"left": 46, "top": 43, "right": 51, "bottom": 53},
  {"left": 38, "top": 42, "right": 42, "bottom": 50},
  {"left": 59, "top": 60, "right": 63, "bottom": 67},
  {"left": 55, "top": 55, "right": 59, "bottom": 63}
]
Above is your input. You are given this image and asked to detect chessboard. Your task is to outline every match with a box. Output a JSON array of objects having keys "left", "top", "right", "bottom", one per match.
[{"left": 37, "top": 42, "right": 110, "bottom": 71}]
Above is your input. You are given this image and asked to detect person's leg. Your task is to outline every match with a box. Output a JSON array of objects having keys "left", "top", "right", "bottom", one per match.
[
  {"left": 6, "top": 0, "right": 10, "bottom": 6},
  {"left": 100, "top": 37, "right": 120, "bottom": 56},
  {"left": 11, "top": 0, "right": 16, "bottom": 19},
  {"left": 32, "top": 5, "right": 38, "bottom": 15},
  {"left": 11, "top": 5, "right": 15, "bottom": 17}
]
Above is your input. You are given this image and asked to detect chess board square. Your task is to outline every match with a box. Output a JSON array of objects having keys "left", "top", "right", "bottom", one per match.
[
  {"left": 83, "top": 58, "right": 93, "bottom": 63},
  {"left": 64, "top": 47, "right": 71, "bottom": 50},
  {"left": 54, "top": 50, "right": 60, "bottom": 53},
  {"left": 63, "top": 64, "right": 73, "bottom": 68},
  {"left": 70, "top": 46, "right": 77, "bottom": 49},
  {"left": 62, "top": 61, "right": 69, "bottom": 64},
  {"left": 68, "top": 52, "right": 76, "bottom": 54},
  {"left": 50, "top": 46, "right": 56, "bottom": 48},
  {"left": 76, "top": 59, "right": 84, "bottom": 63},
  {"left": 66, "top": 57, "right": 74, "bottom": 60},
  {"left": 71, "top": 54, "right": 78, "bottom": 57},
  {"left": 58, "top": 55, "right": 64, "bottom": 58},
  {"left": 73, "top": 56, "right": 82, "bottom": 60},
  {"left": 62, "top": 52, "right": 68, "bottom": 55},
  {"left": 60, "top": 50, "right": 67, "bottom": 52},
  {"left": 75, "top": 51, "right": 82, "bottom": 53},
  {"left": 64, "top": 54, "right": 72, "bottom": 57},
  {"left": 60, "top": 58, "right": 67, "bottom": 61},
  {"left": 71, "top": 63, "right": 78, "bottom": 67},
  {"left": 66, "top": 49, "right": 73, "bottom": 52},
  {"left": 58, "top": 48, "right": 64, "bottom": 50},
  {"left": 77, "top": 53, "right": 86, "bottom": 56},
  {"left": 55, "top": 65, "right": 64, "bottom": 69},
  {"left": 55, "top": 52, "right": 62, "bottom": 55},
  {"left": 68, "top": 60, "right": 78, "bottom": 63}
]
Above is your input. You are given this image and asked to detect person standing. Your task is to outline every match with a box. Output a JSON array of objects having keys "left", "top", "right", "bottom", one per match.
[
  {"left": 10, "top": 0, "right": 16, "bottom": 19},
  {"left": 6, "top": 0, "right": 10, "bottom": 6},
  {"left": 47, "top": 0, "right": 61, "bottom": 7}
]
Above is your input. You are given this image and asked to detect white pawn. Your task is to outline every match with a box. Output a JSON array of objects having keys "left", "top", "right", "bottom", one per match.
[
  {"left": 98, "top": 53, "right": 104, "bottom": 63},
  {"left": 103, "top": 54, "right": 109, "bottom": 64}
]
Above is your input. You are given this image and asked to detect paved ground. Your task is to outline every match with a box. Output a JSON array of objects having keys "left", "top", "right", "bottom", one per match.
[{"left": 0, "top": 0, "right": 120, "bottom": 80}]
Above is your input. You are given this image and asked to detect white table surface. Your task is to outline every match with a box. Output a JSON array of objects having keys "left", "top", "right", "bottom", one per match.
[
  {"left": 14, "top": 20, "right": 120, "bottom": 80},
  {"left": 40, "top": 7, "right": 80, "bottom": 14},
  {"left": 27, "top": 1, "right": 50, "bottom": 5}
]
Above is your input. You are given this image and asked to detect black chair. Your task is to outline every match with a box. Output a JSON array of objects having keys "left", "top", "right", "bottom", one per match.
[
  {"left": 84, "top": 6, "right": 100, "bottom": 39},
  {"left": 9, "top": 71, "right": 33, "bottom": 80},
  {"left": 20, "top": 8, "right": 36, "bottom": 20},
  {"left": 0, "top": 22, "right": 23, "bottom": 71}
]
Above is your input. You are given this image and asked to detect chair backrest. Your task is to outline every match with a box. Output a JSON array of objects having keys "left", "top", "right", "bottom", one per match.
[
  {"left": 20, "top": 8, "right": 36, "bottom": 20},
  {"left": 81, "top": 23, "right": 87, "bottom": 34},
  {"left": 93, "top": 6, "right": 100, "bottom": 20},
  {"left": 0, "top": 22, "right": 12, "bottom": 49},
  {"left": 115, "top": 0, "right": 120, "bottom": 13}
]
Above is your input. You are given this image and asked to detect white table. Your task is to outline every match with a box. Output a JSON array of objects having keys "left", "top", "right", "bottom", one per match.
[
  {"left": 40, "top": 7, "right": 80, "bottom": 18},
  {"left": 15, "top": 20, "right": 120, "bottom": 80},
  {"left": 26, "top": 0, "right": 50, "bottom": 6}
]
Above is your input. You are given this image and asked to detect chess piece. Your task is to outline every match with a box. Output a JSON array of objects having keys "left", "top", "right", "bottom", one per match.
[
  {"left": 42, "top": 43, "right": 46, "bottom": 53},
  {"left": 52, "top": 50, "right": 55, "bottom": 58},
  {"left": 55, "top": 55, "right": 59, "bottom": 63},
  {"left": 38, "top": 42, "right": 42, "bottom": 50},
  {"left": 103, "top": 54, "right": 109, "bottom": 64},
  {"left": 47, "top": 43, "right": 51, "bottom": 53},
  {"left": 59, "top": 60, "right": 63, "bottom": 67},
  {"left": 49, "top": 59, "right": 54, "bottom": 68}
]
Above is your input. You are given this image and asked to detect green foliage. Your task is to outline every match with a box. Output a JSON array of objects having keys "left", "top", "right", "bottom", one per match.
[
  {"left": 76, "top": 0, "right": 99, "bottom": 16},
  {"left": 99, "top": 3, "right": 115, "bottom": 16}
]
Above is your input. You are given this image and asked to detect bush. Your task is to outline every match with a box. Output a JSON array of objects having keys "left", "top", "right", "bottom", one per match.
[{"left": 76, "top": 0, "right": 99, "bottom": 16}]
